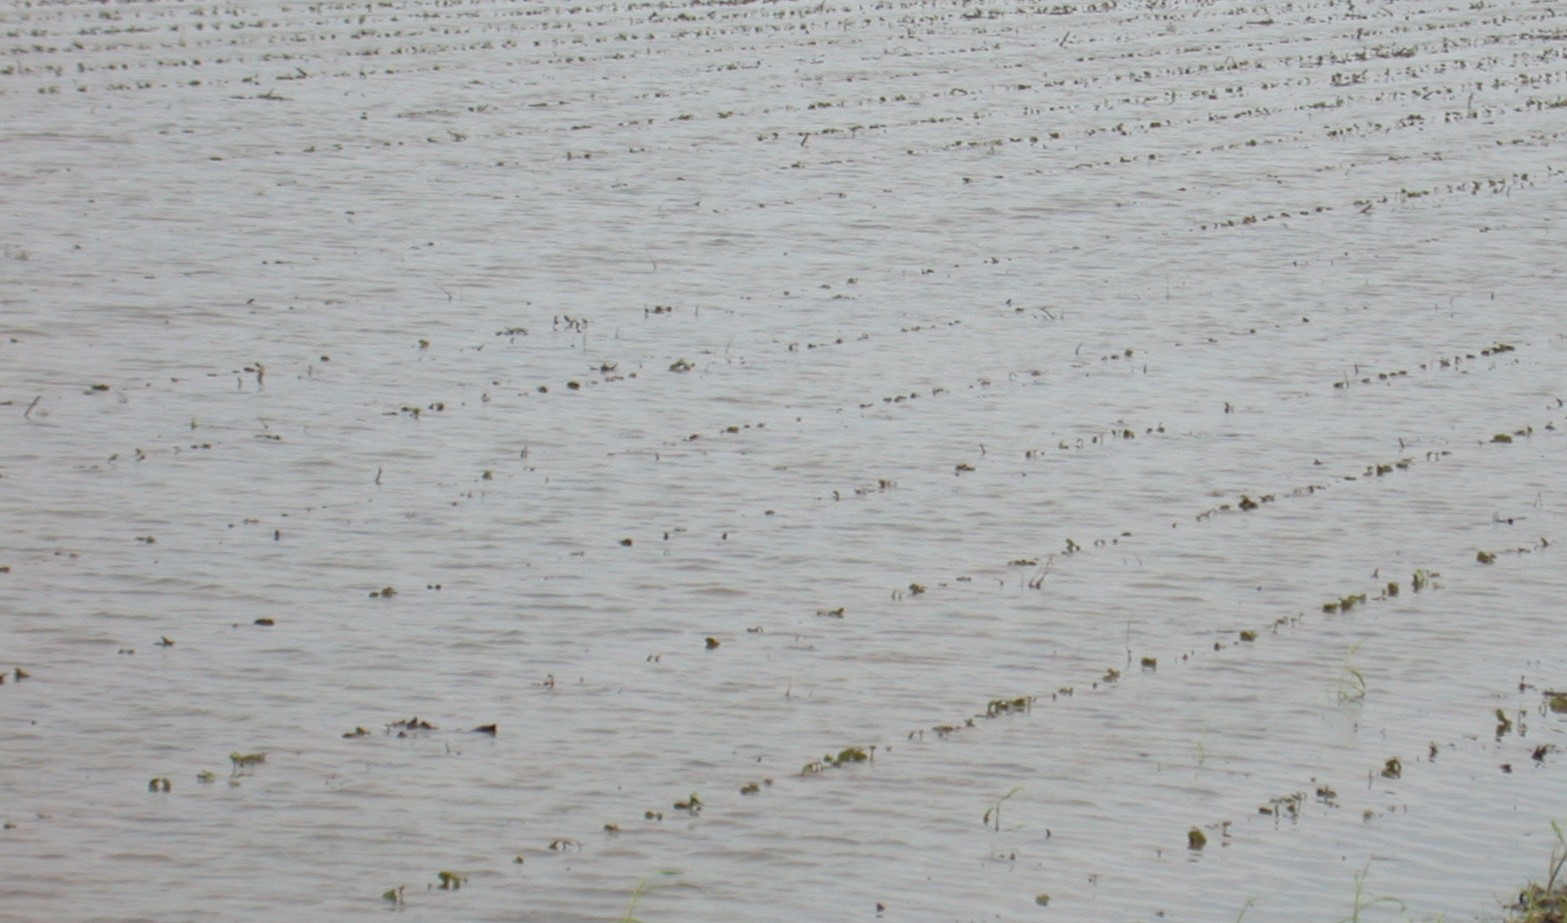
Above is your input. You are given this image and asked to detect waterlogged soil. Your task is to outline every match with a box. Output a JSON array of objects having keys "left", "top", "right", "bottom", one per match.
[{"left": 2, "top": 0, "right": 1566, "bottom": 921}]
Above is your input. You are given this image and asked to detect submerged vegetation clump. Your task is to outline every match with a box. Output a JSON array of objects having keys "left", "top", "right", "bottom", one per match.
[
  {"left": 832, "top": 746, "right": 870, "bottom": 764},
  {"left": 986, "top": 696, "right": 1033, "bottom": 717},
  {"left": 1511, "top": 883, "right": 1567, "bottom": 922},
  {"left": 229, "top": 752, "right": 266, "bottom": 773}
]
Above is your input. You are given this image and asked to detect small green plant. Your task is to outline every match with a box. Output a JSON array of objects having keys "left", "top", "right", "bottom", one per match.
[
  {"left": 1335, "top": 864, "right": 1405, "bottom": 922},
  {"left": 617, "top": 870, "right": 690, "bottom": 923},
  {"left": 1335, "top": 643, "right": 1368, "bottom": 704},
  {"left": 983, "top": 787, "right": 1023, "bottom": 831},
  {"left": 1550, "top": 820, "right": 1567, "bottom": 891}
]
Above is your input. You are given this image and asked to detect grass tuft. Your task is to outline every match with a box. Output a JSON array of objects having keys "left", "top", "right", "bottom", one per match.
[{"left": 1507, "top": 822, "right": 1567, "bottom": 922}]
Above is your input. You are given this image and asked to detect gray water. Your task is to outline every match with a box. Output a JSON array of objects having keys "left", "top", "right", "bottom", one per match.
[{"left": 3, "top": 0, "right": 1566, "bottom": 920}]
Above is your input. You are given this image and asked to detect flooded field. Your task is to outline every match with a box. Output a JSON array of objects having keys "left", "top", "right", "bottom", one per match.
[{"left": 3, "top": 0, "right": 1566, "bottom": 920}]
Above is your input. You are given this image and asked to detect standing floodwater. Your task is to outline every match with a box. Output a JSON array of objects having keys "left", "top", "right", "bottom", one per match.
[{"left": 2, "top": 1, "right": 1565, "bottom": 920}]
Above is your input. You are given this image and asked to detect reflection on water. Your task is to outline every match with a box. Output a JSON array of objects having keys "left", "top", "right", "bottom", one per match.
[{"left": 2, "top": 0, "right": 1566, "bottom": 920}]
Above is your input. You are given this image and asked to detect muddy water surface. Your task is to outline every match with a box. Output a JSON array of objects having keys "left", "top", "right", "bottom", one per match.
[{"left": 3, "top": 1, "right": 1566, "bottom": 921}]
